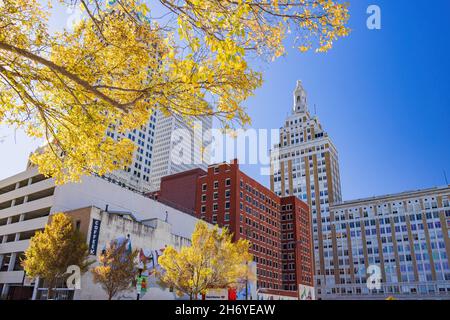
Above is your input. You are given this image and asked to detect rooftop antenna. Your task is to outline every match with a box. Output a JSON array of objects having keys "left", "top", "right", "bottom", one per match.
[
  {"left": 444, "top": 170, "right": 449, "bottom": 185},
  {"left": 314, "top": 104, "right": 317, "bottom": 116}
]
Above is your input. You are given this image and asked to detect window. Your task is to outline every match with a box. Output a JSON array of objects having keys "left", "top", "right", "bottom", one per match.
[
  {"left": 225, "top": 202, "right": 230, "bottom": 209},
  {"left": 201, "top": 194, "right": 207, "bottom": 202},
  {"left": 13, "top": 253, "right": 25, "bottom": 271},
  {"left": 225, "top": 178, "right": 231, "bottom": 187},
  {"left": 214, "top": 181, "right": 219, "bottom": 189},
  {"left": 214, "top": 167, "right": 220, "bottom": 174},
  {"left": 213, "top": 192, "right": 219, "bottom": 200},
  {"left": 1, "top": 254, "right": 11, "bottom": 271},
  {"left": 202, "top": 183, "right": 207, "bottom": 191},
  {"left": 225, "top": 212, "right": 230, "bottom": 221},
  {"left": 225, "top": 190, "right": 231, "bottom": 198},
  {"left": 213, "top": 204, "right": 218, "bottom": 211},
  {"left": 201, "top": 205, "right": 206, "bottom": 213}
]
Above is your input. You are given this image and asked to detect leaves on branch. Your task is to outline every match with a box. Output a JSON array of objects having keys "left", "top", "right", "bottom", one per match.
[{"left": 0, "top": 0, "right": 349, "bottom": 183}]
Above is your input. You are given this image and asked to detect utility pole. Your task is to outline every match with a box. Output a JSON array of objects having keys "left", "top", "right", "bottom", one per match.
[
  {"left": 245, "top": 261, "right": 249, "bottom": 300},
  {"left": 244, "top": 227, "right": 251, "bottom": 300},
  {"left": 136, "top": 268, "right": 143, "bottom": 300}
]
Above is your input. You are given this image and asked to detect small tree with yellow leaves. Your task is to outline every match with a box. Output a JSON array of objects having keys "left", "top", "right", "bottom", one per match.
[
  {"left": 158, "top": 221, "right": 252, "bottom": 300},
  {"left": 21, "top": 213, "right": 91, "bottom": 300},
  {"left": 91, "top": 239, "right": 139, "bottom": 300}
]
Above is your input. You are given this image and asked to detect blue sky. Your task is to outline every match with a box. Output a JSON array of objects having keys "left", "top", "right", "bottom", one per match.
[
  {"left": 236, "top": 0, "right": 450, "bottom": 200},
  {"left": 1, "top": 0, "right": 449, "bottom": 201}
]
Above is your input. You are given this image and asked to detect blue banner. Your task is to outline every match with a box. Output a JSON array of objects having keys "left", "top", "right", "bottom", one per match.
[{"left": 89, "top": 219, "right": 101, "bottom": 256}]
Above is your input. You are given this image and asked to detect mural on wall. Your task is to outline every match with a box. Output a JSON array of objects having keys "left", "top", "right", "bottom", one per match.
[
  {"left": 107, "top": 236, "right": 257, "bottom": 300},
  {"left": 236, "top": 262, "right": 257, "bottom": 300},
  {"left": 299, "top": 284, "right": 315, "bottom": 300},
  {"left": 107, "top": 235, "right": 171, "bottom": 300}
]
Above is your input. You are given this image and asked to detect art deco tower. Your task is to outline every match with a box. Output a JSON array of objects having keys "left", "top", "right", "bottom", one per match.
[{"left": 270, "top": 81, "right": 342, "bottom": 293}]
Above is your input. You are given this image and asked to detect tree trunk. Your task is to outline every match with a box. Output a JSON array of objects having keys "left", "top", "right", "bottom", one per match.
[{"left": 47, "top": 279, "right": 55, "bottom": 300}]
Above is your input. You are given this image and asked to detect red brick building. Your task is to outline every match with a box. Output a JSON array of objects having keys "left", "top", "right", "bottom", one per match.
[
  {"left": 149, "top": 168, "right": 205, "bottom": 214},
  {"left": 153, "top": 159, "right": 314, "bottom": 296}
]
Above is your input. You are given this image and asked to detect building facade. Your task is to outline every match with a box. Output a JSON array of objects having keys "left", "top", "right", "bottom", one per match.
[
  {"left": 324, "top": 187, "right": 450, "bottom": 299},
  {"left": 53, "top": 206, "right": 191, "bottom": 300},
  {"left": 149, "top": 113, "right": 212, "bottom": 192},
  {"left": 155, "top": 159, "right": 314, "bottom": 298},
  {"left": 0, "top": 169, "right": 51, "bottom": 299},
  {"left": 104, "top": 112, "right": 158, "bottom": 193},
  {"left": 150, "top": 168, "right": 206, "bottom": 214},
  {"left": 270, "top": 81, "right": 450, "bottom": 300},
  {"left": 0, "top": 168, "right": 206, "bottom": 300},
  {"left": 270, "top": 80, "right": 342, "bottom": 296},
  {"left": 103, "top": 111, "right": 212, "bottom": 193}
]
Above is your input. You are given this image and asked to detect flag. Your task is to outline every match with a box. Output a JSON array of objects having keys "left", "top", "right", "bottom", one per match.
[
  {"left": 126, "top": 237, "right": 132, "bottom": 254},
  {"left": 139, "top": 248, "right": 147, "bottom": 263}
]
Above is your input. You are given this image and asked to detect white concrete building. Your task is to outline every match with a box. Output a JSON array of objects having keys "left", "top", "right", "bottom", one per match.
[
  {"left": 104, "top": 111, "right": 212, "bottom": 193},
  {"left": 0, "top": 168, "right": 206, "bottom": 300},
  {"left": 33, "top": 206, "right": 192, "bottom": 300},
  {"left": 326, "top": 187, "right": 450, "bottom": 300},
  {"left": 0, "top": 169, "right": 52, "bottom": 299},
  {"left": 149, "top": 112, "right": 212, "bottom": 191},
  {"left": 104, "top": 112, "right": 158, "bottom": 193}
]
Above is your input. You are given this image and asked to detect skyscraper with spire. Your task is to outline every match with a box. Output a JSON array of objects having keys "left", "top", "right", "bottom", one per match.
[{"left": 270, "top": 80, "right": 342, "bottom": 296}]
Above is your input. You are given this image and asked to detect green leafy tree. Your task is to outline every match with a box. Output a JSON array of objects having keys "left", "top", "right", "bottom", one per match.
[{"left": 22, "top": 213, "right": 91, "bottom": 299}]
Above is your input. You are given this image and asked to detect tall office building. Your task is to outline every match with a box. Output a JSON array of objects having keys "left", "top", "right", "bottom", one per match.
[
  {"left": 270, "top": 80, "right": 342, "bottom": 296},
  {"left": 104, "top": 112, "right": 158, "bottom": 193},
  {"left": 149, "top": 112, "right": 212, "bottom": 192},
  {"left": 104, "top": 111, "right": 212, "bottom": 193},
  {"left": 270, "top": 81, "right": 450, "bottom": 300}
]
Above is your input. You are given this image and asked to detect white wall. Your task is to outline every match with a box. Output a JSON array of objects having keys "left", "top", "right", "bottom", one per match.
[
  {"left": 51, "top": 175, "right": 202, "bottom": 239},
  {"left": 74, "top": 207, "right": 189, "bottom": 300}
]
